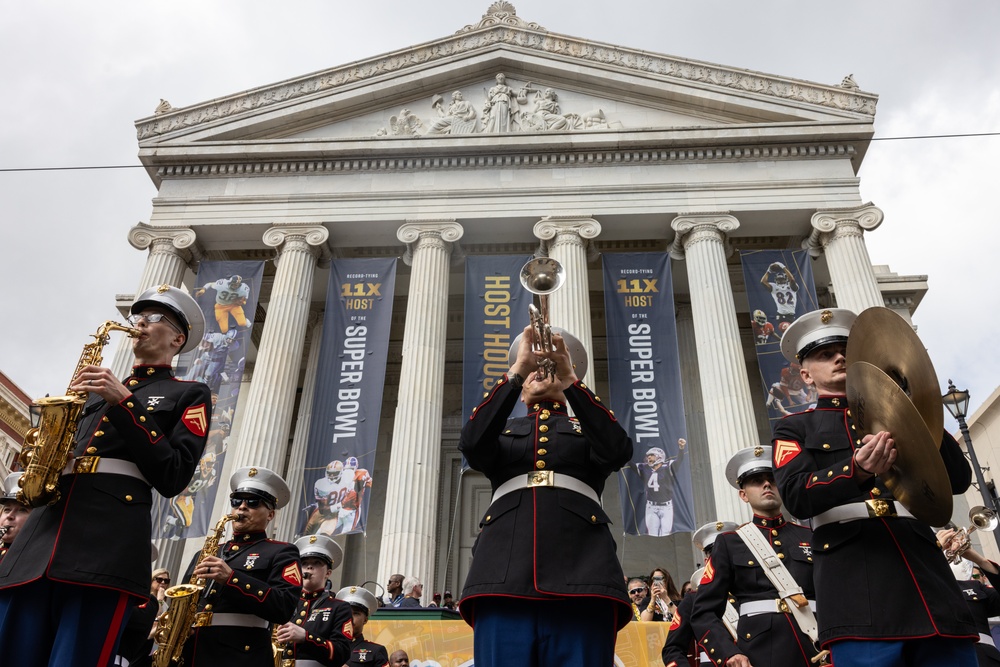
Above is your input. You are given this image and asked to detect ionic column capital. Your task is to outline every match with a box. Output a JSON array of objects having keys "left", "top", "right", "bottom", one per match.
[
  {"left": 669, "top": 213, "right": 740, "bottom": 259},
  {"left": 397, "top": 220, "right": 464, "bottom": 265},
  {"left": 263, "top": 224, "right": 331, "bottom": 262},
  {"left": 127, "top": 222, "right": 201, "bottom": 266},
  {"left": 533, "top": 216, "right": 602, "bottom": 243},
  {"left": 805, "top": 203, "right": 884, "bottom": 257}
]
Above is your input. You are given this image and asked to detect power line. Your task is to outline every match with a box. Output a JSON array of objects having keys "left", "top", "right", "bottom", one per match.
[{"left": 1, "top": 131, "right": 998, "bottom": 173}]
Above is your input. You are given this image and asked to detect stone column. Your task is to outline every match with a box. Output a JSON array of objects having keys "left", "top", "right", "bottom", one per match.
[
  {"left": 112, "top": 224, "right": 200, "bottom": 378},
  {"left": 675, "top": 305, "right": 717, "bottom": 527},
  {"left": 806, "top": 203, "right": 885, "bottom": 313},
  {"left": 274, "top": 313, "right": 324, "bottom": 542},
  {"left": 670, "top": 214, "right": 756, "bottom": 524},
  {"left": 533, "top": 217, "right": 601, "bottom": 387},
  {"left": 229, "top": 225, "right": 330, "bottom": 478},
  {"left": 377, "top": 221, "right": 463, "bottom": 597}
]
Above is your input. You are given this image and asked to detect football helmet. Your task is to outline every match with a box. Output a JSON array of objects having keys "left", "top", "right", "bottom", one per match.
[
  {"left": 774, "top": 271, "right": 789, "bottom": 284},
  {"left": 753, "top": 309, "right": 767, "bottom": 325},
  {"left": 228, "top": 275, "right": 243, "bottom": 290},
  {"left": 326, "top": 460, "right": 344, "bottom": 482},
  {"left": 645, "top": 447, "right": 667, "bottom": 466},
  {"left": 345, "top": 456, "right": 359, "bottom": 470}
]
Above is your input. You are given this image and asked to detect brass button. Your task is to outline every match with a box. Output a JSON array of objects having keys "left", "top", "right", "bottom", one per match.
[
  {"left": 205, "top": 604, "right": 213, "bottom": 610},
  {"left": 533, "top": 404, "right": 540, "bottom": 410},
  {"left": 125, "top": 495, "right": 133, "bottom": 502},
  {"left": 710, "top": 649, "right": 715, "bottom": 654},
  {"left": 151, "top": 431, "right": 157, "bottom": 437},
  {"left": 748, "top": 560, "right": 754, "bottom": 565},
  {"left": 94, "top": 430, "right": 105, "bottom": 437},
  {"left": 472, "top": 407, "right": 478, "bottom": 413},
  {"left": 86, "top": 447, "right": 98, "bottom": 455},
  {"left": 296, "top": 619, "right": 303, "bottom": 625},
  {"left": 872, "top": 488, "right": 881, "bottom": 497},
  {"left": 126, "top": 402, "right": 134, "bottom": 408},
  {"left": 822, "top": 443, "right": 830, "bottom": 450},
  {"left": 485, "top": 515, "right": 491, "bottom": 522},
  {"left": 856, "top": 439, "right": 862, "bottom": 445},
  {"left": 807, "top": 556, "right": 813, "bottom": 562},
  {"left": 245, "top": 646, "right": 250, "bottom": 652},
  {"left": 539, "top": 425, "right": 549, "bottom": 433},
  {"left": 258, "top": 590, "right": 263, "bottom": 595},
  {"left": 504, "top": 429, "right": 512, "bottom": 434},
  {"left": 812, "top": 476, "right": 818, "bottom": 482},
  {"left": 594, "top": 396, "right": 602, "bottom": 402},
  {"left": 233, "top": 578, "right": 239, "bottom": 583},
  {"left": 535, "top": 460, "right": 546, "bottom": 470},
  {"left": 483, "top": 392, "right": 489, "bottom": 398},
  {"left": 771, "top": 529, "right": 778, "bottom": 536},
  {"left": 246, "top": 584, "right": 251, "bottom": 590},
  {"left": 827, "top": 471, "right": 833, "bottom": 477},
  {"left": 832, "top": 398, "right": 840, "bottom": 406},
  {"left": 579, "top": 383, "right": 587, "bottom": 389},
  {"left": 139, "top": 416, "right": 146, "bottom": 423},
  {"left": 823, "top": 543, "right": 830, "bottom": 550},
  {"left": 537, "top": 449, "right": 547, "bottom": 456},
  {"left": 778, "top": 553, "right": 785, "bottom": 559},
  {"left": 591, "top": 515, "right": 597, "bottom": 523},
  {"left": 102, "top": 416, "right": 109, "bottom": 423},
  {"left": 232, "top": 545, "right": 240, "bottom": 551},
  {"left": 553, "top": 402, "right": 561, "bottom": 409},
  {"left": 774, "top": 540, "right": 781, "bottom": 546},
  {"left": 243, "top": 535, "right": 250, "bottom": 541},
  {"left": 539, "top": 436, "right": 549, "bottom": 443},
  {"left": 147, "top": 367, "right": 155, "bottom": 375},
  {"left": 843, "top": 466, "right": 850, "bottom": 472},
  {"left": 147, "top": 406, "right": 154, "bottom": 411},
  {"left": 539, "top": 414, "right": 549, "bottom": 421},
  {"left": 746, "top": 633, "right": 751, "bottom": 639},
  {"left": 128, "top": 381, "right": 138, "bottom": 387},
  {"left": 847, "top": 409, "right": 852, "bottom": 417},
  {"left": 301, "top": 611, "right": 306, "bottom": 616}
]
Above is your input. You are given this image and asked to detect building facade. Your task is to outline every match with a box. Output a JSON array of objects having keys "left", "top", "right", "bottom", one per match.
[
  {"left": 0, "top": 371, "right": 31, "bottom": 478},
  {"left": 120, "top": 3, "right": 930, "bottom": 594}
]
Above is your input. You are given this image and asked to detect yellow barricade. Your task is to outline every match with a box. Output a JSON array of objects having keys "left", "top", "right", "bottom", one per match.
[{"left": 366, "top": 619, "right": 671, "bottom": 667}]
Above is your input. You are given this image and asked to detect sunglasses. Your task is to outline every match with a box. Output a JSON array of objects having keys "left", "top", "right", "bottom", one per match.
[
  {"left": 628, "top": 587, "right": 647, "bottom": 596},
  {"left": 230, "top": 497, "right": 267, "bottom": 509},
  {"left": 154, "top": 577, "right": 171, "bottom": 585}
]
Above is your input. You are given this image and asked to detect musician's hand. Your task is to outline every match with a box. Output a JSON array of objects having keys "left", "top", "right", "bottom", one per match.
[
  {"left": 726, "top": 655, "right": 753, "bottom": 667},
  {"left": 70, "top": 365, "right": 131, "bottom": 405},
  {"left": 194, "top": 556, "right": 233, "bottom": 584},
  {"left": 936, "top": 527, "right": 960, "bottom": 552},
  {"left": 275, "top": 622, "right": 306, "bottom": 644},
  {"left": 509, "top": 325, "right": 536, "bottom": 379},
  {"left": 854, "top": 431, "right": 896, "bottom": 478},
  {"left": 548, "top": 332, "right": 579, "bottom": 389},
  {"left": 678, "top": 438, "right": 687, "bottom": 450}
]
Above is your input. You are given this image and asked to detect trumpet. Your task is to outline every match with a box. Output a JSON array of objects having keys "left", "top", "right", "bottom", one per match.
[
  {"left": 520, "top": 257, "right": 564, "bottom": 380},
  {"left": 945, "top": 505, "right": 998, "bottom": 564}
]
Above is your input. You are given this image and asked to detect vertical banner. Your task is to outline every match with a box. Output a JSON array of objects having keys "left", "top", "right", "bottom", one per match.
[
  {"left": 739, "top": 249, "right": 819, "bottom": 427},
  {"left": 604, "top": 253, "right": 694, "bottom": 537},
  {"left": 462, "top": 255, "right": 533, "bottom": 424},
  {"left": 153, "top": 260, "right": 265, "bottom": 539},
  {"left": 298, "top": 258, "right": 397, "bottom": 537}
]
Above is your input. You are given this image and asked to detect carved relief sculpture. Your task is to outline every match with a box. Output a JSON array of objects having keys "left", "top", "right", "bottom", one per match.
[
  {"left": 426, "top": 91, "right": 478, "bottom": 135},
  {"left": 480, "top": 72, "right": 530, "bottom": 133}
]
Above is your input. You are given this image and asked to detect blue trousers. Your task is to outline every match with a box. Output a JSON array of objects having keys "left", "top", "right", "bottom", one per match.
[
  {"left": 0, "top": 578, "right": 134, "bottom": 667},
  {"left": 830, "top": 636, "right": 978, "bottom": 667},
  {"left": 472, "top": 596, "right": 619, "bottom": 667}
]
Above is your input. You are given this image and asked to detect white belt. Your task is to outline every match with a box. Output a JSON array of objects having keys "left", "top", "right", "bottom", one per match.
[
  {"left": 61, "top": 457, "right": 150, "bottom": 484},
  {"left": 296, "top": 661, "right": 324, "bottom": 667},
  {"left": 113, "top": 658, "right": 130, "bottom": 667},
  {"left": 491, "top": 470, "right": 600, "bottom": 506},
  {"left": 739, "top": 599, "right": 817, "bottom": 616},
  {"left": 204, "top": 612, "right": 269, "bottom": 628},
  {"left": 812, "top": 499, "right": 914, "bottom": 530},
  {"left": 981, "top": 633, "right": 996, "bottom": 647},
  {"left": 699, "top": 653, "right": 711, "bottom": 663}
]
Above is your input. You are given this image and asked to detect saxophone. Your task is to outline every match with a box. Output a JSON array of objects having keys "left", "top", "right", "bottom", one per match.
[
  {"left": 18, "top": 321, "right": 140, "bottom": 507},
  {"left": 152, "top": 513, "right": 236, "bottom": 667},
  {"left": 272, "top": 624, "right": 295, "bottom": 667}
]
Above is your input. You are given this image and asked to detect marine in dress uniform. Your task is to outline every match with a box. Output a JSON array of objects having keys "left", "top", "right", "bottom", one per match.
[
  {"left": 661, "top": 521, "right": 738, "bottom": 667},
  {"left": 937, "top": 527, "right": 1000, "bottom": 666},
  {"left": 180, "top": 467, "right": 302, "bottom": 667},
  {"left": 0, "top": 472, "right": 31, "bottom": 565},
  {"left": 690, "top": 446, "right": 820, "bottom": 667},
  {"left": 336, "top": 585, "right": 389, "bottom": 667},
  {"left": 0, "top": 285, "right": 211, "bottom": 667},
  {"left": 458, "top": 326, "right": 633, "bottom": 667},
  {"left": 274, "top": 534, "right": 353, "bottom": 667},
  {"left": 772, "top": 308, "right": 978, "bottom": 667}
]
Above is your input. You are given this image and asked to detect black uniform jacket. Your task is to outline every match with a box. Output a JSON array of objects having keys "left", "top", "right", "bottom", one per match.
[
  {"left": 690, "top": 515, "right": 819, "bottom": 667},
  {"left": 457, "top": 375, "right": 634, "bottom": 630},
  {"left": 279, "top": 589, "right": 353, "bottom": 667},
  {"left": 662, "top": 592, "right": 699, "bottom": 667},
  {"left": 772, "top": 394, "right": 977, "bottom": 646},
  {"left": 966, "top": 566, "right": 1000, "bottom": 667},
  {"left": 345, "top": 633, "right": 389, "bottom": 667},
  {"left": 181, "top": 531, "right": 301, "bottom": 667},
  {"left": 118, "top": 593, "right": 159, "bottom": 666},
  {"left": 0, "top": 365, "right": 210, "bottom": 598}
]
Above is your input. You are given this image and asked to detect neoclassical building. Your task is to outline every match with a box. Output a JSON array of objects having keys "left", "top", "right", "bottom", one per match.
[
  {"left": 0, "top": 371, "right": 32, "bottom": 478},
  {"left": 117, "top": 3, "right": 930, "bottom": 594}
]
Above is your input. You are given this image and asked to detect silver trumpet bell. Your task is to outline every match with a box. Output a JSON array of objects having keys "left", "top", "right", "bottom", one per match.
[{"left": 507, "top": 257, "right": 589, "bottom": 381}]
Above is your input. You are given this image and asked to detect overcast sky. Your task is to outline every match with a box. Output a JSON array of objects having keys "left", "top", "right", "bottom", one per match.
[{"left": 2, "top": 1, "right": 998, "bottom": 428}]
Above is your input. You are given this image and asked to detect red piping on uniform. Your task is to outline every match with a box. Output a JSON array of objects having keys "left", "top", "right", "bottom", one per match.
[
  {"left": 880, "top": 517, "right": 940, "bottom": 634},
  {"left": 97, "top": 592, "right": 130, "bottom": 667},
  {"left": 783, "top": 611, "right": 812, "bottom": 663}
]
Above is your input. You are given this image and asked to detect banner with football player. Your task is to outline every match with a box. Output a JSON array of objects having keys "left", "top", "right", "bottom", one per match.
[
  {"left": 603, "top": 252, "right": 695, "bottom": 536},
  {"left": 738, "top": 249, "right": 819, "bottom": 426},
  {"left": 152, "top": 260, "right": 265, "bottom": 539},
  {"left": 298, "top": 257, "right": 397, "bottom": 537},
  {"left": 462, "top": 255, "right": 533, "bottom": 427}
]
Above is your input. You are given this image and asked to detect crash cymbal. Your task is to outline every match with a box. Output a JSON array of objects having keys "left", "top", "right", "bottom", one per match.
[
  {"left": 846, "top": 307, "right": 943, "bottom": 442},
  {"left": 847, "top": 361, "right": 952, "bottom": 526}
]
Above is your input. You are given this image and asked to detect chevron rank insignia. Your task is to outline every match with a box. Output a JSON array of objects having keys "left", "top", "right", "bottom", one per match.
[
  {"left": 774, "top": 440, "right": 802, "bottom": 468},
  {"left": 283, "top": 562, "right": 302, "bottom": 586},
  {"left": 700, "top": 558, "right": 715, "bottom": 585},
  {"left": 182, "top": 404, "right": 208, "bottom": 437}
]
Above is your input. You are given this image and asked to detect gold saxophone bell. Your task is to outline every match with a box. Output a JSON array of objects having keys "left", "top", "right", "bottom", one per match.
[
  {"left": 945, "top": 505, "right": 999, "bottom": 564},
  {"left": 18, "top": 321, "right": 141, "bottom": 507}
]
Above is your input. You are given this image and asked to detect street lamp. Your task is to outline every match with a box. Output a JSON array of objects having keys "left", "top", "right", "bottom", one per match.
[{"left": 942, "top": 379, "right": 1000, "bottom": 540}]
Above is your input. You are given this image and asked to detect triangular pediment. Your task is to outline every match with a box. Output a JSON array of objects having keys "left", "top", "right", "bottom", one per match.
[{"left": 136, "top": 3, "right": 876, "bottom": 152}]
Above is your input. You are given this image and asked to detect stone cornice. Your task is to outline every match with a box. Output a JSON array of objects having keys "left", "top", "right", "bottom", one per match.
[
  {"left": 135, "top": 16, "right": 876, "bottom": 142},
  {"left": 151, "top": 142, "right": 857, "bottom": 179}
]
